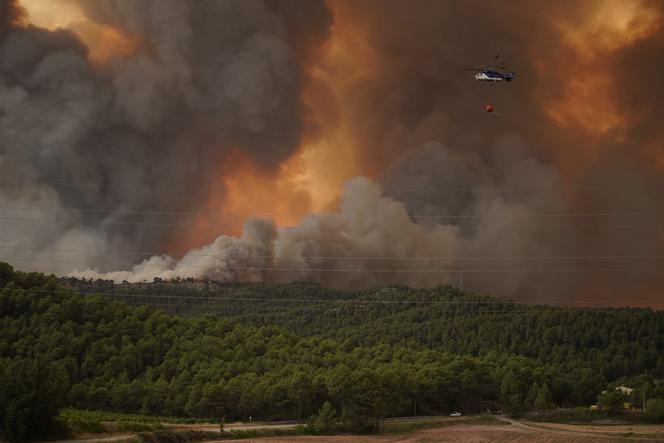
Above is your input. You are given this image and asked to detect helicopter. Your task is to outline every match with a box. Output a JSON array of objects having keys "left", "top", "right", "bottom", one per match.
[{"left": 463, "top": 54, "right": 515, "bottom": 83}]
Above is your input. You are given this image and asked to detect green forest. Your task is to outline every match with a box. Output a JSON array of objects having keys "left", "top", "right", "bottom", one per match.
[{"left": 2, "top": 261, "right": 664, "bottom": 441}]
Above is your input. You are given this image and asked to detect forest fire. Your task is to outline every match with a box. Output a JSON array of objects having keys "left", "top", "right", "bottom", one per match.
[
  {"left": 4, "top": 2, "right": 664, "bottom": 440},
  {"left": 1, "top": 0, "right": 662, "bottom": 304},
  {"left": 170, "top": 149, "right": 314, "bottom": 252},
  {"left": 20, "top": 0, "right": 137, "bottom": 64},
  {"left": 544, "top": 0, "right": 661, "bottom": 166}
]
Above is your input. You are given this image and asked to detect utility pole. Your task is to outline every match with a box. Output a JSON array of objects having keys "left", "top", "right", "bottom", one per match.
[{"left": 643, "top": 390, "right": 646, "bottom": 411}]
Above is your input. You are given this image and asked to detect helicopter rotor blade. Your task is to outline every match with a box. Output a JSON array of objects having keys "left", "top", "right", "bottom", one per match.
[{"left": 462, "top": 65, "right": 487, "bottom": 70}]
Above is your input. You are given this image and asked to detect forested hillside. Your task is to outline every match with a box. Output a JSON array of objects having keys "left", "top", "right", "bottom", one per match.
[
  {"left": 62, "top": 276, "right": 664, "bottom": 381},
  {"left": 2, "top": 262, "right": 664, "bottom": 441}
]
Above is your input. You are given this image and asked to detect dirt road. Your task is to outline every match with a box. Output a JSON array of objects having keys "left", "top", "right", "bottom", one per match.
[
  {"left": 214, "top": 425, "right": 642, "bottom": 442},
  {"left": 50, "top": 416, "right": 664, "bottom": 443},
  {"left": 214, "top": 417, "right": 664, "bottom": 443},
  {"left": 49, "top": 433, "right": 136, "bottom": 443},
  {"left": 496, "top": 416, "right": 664, "bottom": 441},
  {"left": 51, "top": 422, "right": 298, "bottom": 443}
]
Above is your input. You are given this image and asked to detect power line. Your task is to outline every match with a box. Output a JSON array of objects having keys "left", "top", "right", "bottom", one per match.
[
  {"left": 0, "top": 216, "right": 217, "bottom": 228},
  {"left": 0, "top": 257, "right": 658, "bottom": 273},
  {"left": 101, "top": 303, "right": 620, "bottom": 315},
  {"left": 0, "top": 216, "right": 660, "bottom": 231},
  {"left": 11, "top": 288, "right": 642, "bottom": 308},
  {"left": 0, "top": 205, "right": 285, "bottom": 218},
  {"left": 0, "top": 205, "right": 660, "bottom": 219},
  {"left": 404, "top": 212, "right": 661, "bottom": 219},
  {"left": 2, "top": 178, "right": 614, "bottom": 193},
  {"left": 383, "top": 186, "right": 604, "bottom": 192},
  {"left": 63, "top": 300, "right": 566, "bottom": 315},
  {"left": 2, "top": 246, "right": 664, "bottom": 261}
]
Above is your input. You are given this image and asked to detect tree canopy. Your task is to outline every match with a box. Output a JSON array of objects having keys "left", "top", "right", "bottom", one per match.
[{"left": 2, "top": 262, "right": 664, "bottom": 439}]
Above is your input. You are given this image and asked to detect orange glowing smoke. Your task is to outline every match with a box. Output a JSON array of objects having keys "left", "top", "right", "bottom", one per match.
[
  {"left": 70, "top": 22, "right": 137, "bottom": 64},
  {"left": 170, "top": 149, "right": 316, "bottom": 251},
  {"left": 293, "top": 0, "right": 388, "bottom": 204},
  {"left": 170, "top": 0, "right": 385, "bottom": 249},
  {"left": 19, "top": 0, "right": 137, "bottom": 64},
  {"left": 169, "top": 1, "right": 380, "bottom": 249},
  {"left": 18, "top": 0, "right": 359, "bottom": 248},
  {"left": 18, "top": 0, "right": 82, "bottom": 29},
  {"left": 218, "top": 150, "right": 313, "bottom": 231},
  {"left": 181, "top": 0, "right": 389, "bottom": 245},
  {"left": 543, "top": 0, "right": 662, "bottom": 170},
  {"left": 645, "top": 140, "right": 664, "bottom": 170}
]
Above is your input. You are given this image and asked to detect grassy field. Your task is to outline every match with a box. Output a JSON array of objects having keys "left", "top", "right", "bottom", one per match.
[
  {"left": 60, "top": 408, "right": 216, "bottom": 425},
  {"left": 59, "top": 408, "right": 201, "bottom": 437},
  {"left": 58, "top": 408, "right": 310, "bottom": 441},
  {"left": 56, "top": 410, "right": 664, "bottom": 443},
  {"left": 137, "top": 427, "right": 309, "bottom": 443},
  {"left": 57, "top": 410, "right": 505, "bottom": 441},
  {"left": 524, "top": 408, "right": 658, "bottom": 425},
  {"left": 379, "top": 415, "right": 506, "bottom": 433}
]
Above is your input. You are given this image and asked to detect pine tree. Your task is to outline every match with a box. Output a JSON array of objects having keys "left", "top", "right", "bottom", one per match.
[
  {"left": 524, "top": 382, "right": 540, "bottom": 410},
  {"left": 315, "top": 401, "right": 336, "bottom": 433},
  {"left": 534, "top": 383, "right": 554, "bottom": 411},
  {"left": 501, "top": 371, "right": 524, "bottom": 417}
]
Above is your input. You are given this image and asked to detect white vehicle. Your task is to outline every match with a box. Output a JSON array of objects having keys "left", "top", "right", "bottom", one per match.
[{"left": 450, "top": 412, "right": 462, "bottom": 417}]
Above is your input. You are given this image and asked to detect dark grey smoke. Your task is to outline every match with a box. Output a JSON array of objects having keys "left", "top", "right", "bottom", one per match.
[
  {"left": 0, "top": 0, "right": 331, "bottom": 273},
  {"left": 71, "top": 139, "right": 575, "bottom": 300},
  {"left": 1, "top": 0, "right": 23, "bottom": 40},
  {"left": 280, "top": 0, "right": 664, "bottom": 303},
  {"left": 2, "top": 0, "right": 663, "bottom": 305}
]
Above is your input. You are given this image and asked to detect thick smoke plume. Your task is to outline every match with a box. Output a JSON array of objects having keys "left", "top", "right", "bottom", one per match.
[
  {"left": 1, "top": 0, "right": 330, "bottom": 270},
  {"left": 72, "top": 140, "right": 572, "bottom": 299},
  {"left": 2, "top": 0, "right": 664, "bottom": 305}
]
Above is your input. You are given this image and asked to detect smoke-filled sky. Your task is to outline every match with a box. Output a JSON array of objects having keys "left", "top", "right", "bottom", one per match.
[{"left": 1, "top": 0, "right": 663, "bottom": 306}]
